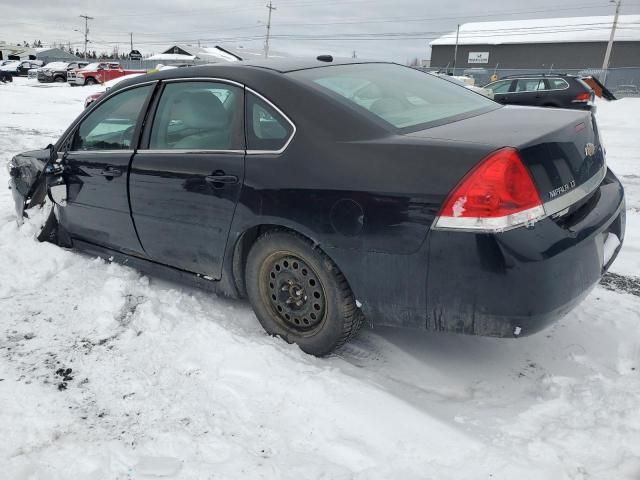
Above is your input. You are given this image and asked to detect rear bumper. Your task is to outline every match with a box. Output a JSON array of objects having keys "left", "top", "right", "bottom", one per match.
[{"left": 426, "top": 168, "right": 625, "bottom": 337}]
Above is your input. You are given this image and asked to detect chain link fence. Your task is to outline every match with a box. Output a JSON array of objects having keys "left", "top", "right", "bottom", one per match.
[
  {"left": 423, "top": 66, "right": 640, "bottom": 98},
  {"left": 30, "top": 56, "right": 640, "bottom": 98}
]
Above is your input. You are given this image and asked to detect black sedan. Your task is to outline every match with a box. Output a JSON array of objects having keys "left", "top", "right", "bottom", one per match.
[{"left": 8, "top": 59, "right": 625, "bottom": 356}]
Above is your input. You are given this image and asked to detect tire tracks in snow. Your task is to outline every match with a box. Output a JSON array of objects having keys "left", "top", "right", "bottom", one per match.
[{"left": 600, "top": 272, "right": 640, "bottom": 297}]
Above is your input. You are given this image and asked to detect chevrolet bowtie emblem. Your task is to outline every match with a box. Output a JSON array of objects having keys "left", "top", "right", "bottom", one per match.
[{"left": 585, "top": 143, "right": 596, "bottom": 157}]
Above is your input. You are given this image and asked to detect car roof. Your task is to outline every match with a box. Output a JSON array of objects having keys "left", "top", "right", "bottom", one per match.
[
  {"left": 113, "top": 58, "right": 394, "bottom": 91},
  {"left": 500, "top": 73, "right": 575, "bottom": 79},
  {"left": 235, "top": 57, "right": 384, "bottom": 73}
]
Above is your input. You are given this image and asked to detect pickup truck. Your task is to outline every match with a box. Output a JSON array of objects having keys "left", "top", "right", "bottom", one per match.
[
  {"left": 38, "top": 61, "right": 88, "bottom": 83},
  {"left": 67, "top": 62, "right": 146, "bottom": 86}
]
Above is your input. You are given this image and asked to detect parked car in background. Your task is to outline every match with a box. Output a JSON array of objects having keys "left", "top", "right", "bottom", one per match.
[
  {"left": 0, "top": 59, "right": 43, "bottom": 77},
  {"left": 8, "top": 60, "right": 625, "bottom": 356},
  {"left": 484, "top": 74, "right": 595, "bottom": 110},
  {"left": 68, "top": 62, "right": 146, "bottom": 86},
  {"left": 83, "top": 72, "right": 146, "bottom": 108},
  {"left": 38, "top": 61, "right": 88, "bottom": 83},
  {"left": 614, "top": 84, "right": 639, "bottom": 97}
]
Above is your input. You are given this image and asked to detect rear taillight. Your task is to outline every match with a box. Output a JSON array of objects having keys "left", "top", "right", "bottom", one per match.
[
  {"left": 573, "top": 92, "right": 591, "bottom": 103},
  {"left": 433, "top": 148, "right": 545, "bottom": 232}
]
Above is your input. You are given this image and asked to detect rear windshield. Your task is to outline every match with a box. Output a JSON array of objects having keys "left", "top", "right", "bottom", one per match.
[{"left": 289, "top": 63, "right": 498, "bottom": 132}]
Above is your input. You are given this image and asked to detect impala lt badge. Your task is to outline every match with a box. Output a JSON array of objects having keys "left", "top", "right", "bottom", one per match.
[
  {"left": 549, "top": 180, "right": 576, "bottom": 199},
  {"left": 585, "top": 143, "right": 596, "bottom": 157}
]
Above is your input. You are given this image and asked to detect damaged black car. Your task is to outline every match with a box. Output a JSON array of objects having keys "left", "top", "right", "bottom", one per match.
[{"left": 8, "top": 59, "right": 626, "bottom": 355}]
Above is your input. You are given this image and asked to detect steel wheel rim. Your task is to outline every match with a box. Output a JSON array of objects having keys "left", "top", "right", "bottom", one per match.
[{"left": 260, "top": 251, "right": 327, "bottom": 336}]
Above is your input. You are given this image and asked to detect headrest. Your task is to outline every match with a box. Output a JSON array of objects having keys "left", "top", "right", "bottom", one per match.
[{"left": 170, "top": 91, "right": 228, "bottom": 130}]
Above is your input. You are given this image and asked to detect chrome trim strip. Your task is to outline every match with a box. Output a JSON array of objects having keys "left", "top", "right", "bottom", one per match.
[
  {"left": 543, "top": 164, "right": 607, "bottom": 217},
  {"left": 433, "top": 205, "right": 546, "bottom": 233},
  {"left": 432, "top": 165, "right": 607, "bottom": 233},
  {"left": 162, "top": 77, "right": 244, "bottom": 88},
  {"left": 63, "top": 150, "right": 135, "bottom": 155},
  {"left": 245, "top": 86, "right": 296, "bottom": 155},
  {"left": 136, "top": 149, "right": 245, "bottom": 154},
  {"left": 486, "top": 77, "right": 570, "bottom": 94}
]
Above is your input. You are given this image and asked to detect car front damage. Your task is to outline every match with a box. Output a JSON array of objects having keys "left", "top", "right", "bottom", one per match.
[{"left": 7, "top": 146, "right": 66, "bottom": 226}]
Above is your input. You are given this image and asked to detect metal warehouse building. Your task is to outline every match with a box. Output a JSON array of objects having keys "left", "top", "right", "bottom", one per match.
[{"left": 429, "top": 15, "right": 640, "bottom": 70}]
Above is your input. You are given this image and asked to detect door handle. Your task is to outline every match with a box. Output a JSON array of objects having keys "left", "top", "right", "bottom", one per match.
[
  {"left": 98, "top": 167, "right": 122, "bottom": 178},
  {"left": 205, "top": 173, "right": 238, "bottom": 186}
]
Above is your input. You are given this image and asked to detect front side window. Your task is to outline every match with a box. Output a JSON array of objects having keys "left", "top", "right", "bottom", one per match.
[
  {"left": 290, "top": 63, "right": 497, "bottom": 131},
  {"left": 486, "top": 80, "right": 512, "bottom": 94},
  {"left": 73, "top": 84, "right": 153, "bottom": 151},
  {"left": 515, "top": 79, "right": 546, "bottom": 92},
  {"left": 149, "top": 81, "right": 243, "bottom": 150},
  {"left": 246, "top": 92, "right": 293, "bottom": 151}
]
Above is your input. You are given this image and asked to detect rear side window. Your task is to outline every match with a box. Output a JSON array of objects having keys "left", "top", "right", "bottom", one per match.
[
  {"left": 149, "top": 81, "right": 243, "bottom": 151},
  {"left": 515, "top": 79, "right": 546, "bottom": 92},
  {"left": 73, "top": 84, "right": 153, "bottom": 151},
  {"left": 246, "top": 92, "right": 294, "bottom": 152},
  {"left": 549, "top": 78, "right": 570, "bottom": 90},
  {"left": 290, "top": 63, "right": 497, "bottom": 131}
]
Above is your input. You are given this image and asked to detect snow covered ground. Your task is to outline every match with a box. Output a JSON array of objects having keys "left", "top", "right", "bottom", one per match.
[{"left": 1, "top": 77, "right": 639, "bottom": 479}]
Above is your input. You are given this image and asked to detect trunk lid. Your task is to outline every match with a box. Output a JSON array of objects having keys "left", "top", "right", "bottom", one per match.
[{"left": 406, "top": 105, "right": 605, "bottom": 211}]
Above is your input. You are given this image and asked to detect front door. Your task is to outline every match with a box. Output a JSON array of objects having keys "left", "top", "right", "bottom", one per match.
[
  {"left": 129, "top": 80, "right": 245, "bottom": 278},
  {"left": 60, "top": 83, "right": 155, "bottom": 255}
]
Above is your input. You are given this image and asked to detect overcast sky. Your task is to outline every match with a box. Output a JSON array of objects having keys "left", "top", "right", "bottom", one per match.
[{"left": 2, "top": 0, "right": 639, "bottom": 62}]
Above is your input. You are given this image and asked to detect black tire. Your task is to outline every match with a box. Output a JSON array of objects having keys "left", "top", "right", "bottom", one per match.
[
  {"left": 54, "top": 75, "right": 65, "bottom": 83},
  {"left": 245, "top": 231, "right": 363, "bottom": 356},
  {"left": 84, "top": 77, "right": 96, "bottom": 86}
]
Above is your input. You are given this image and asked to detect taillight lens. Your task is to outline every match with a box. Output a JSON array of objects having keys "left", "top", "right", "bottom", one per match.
[
  {"left": 433, "top": 148, "right": 545, "bottom": 232},
  {"left": 573, "top": 92, "right": 591, "bottom": 103}
]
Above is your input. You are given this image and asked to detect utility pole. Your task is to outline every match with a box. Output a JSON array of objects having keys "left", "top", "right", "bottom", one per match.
[
  {"left": 264, "top": 1, "right": 276, "bottom": 58},
  {"left": 452, "top": 24, "right": 460, "bottom": 75},
  {"left": 602, "top": 0, "right": 622, "bottom": 85},
  {"left": 79, "top": 14, "right": 93, "bottom": 60},
  {"left": 352, "top": 50, "right": 357, "bottom": 58},
  {"left": 130, "top": 32, "right": 133, "bottom": 52}
]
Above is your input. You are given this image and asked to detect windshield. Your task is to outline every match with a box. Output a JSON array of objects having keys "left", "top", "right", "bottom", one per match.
[
  {"left": 290, "top": 63, "right": 498, "bottom": 131},
  {"left": 43, "top": 62, "right": 68, "bottom": 70}
]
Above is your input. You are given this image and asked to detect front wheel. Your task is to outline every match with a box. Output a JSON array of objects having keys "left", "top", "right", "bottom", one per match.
[
  {"left": 84, "top": 77, "right": 96, "bottom": 86},
  {"left": 245, "top": 231, "right": 363, "bottom": 356}
]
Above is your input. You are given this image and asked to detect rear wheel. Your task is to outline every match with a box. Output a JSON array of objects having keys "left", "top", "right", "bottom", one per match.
[{"left": 246, "top": 231, "right": 363, "bottom": 356}]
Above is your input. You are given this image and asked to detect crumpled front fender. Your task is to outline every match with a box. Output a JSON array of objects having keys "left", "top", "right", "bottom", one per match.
[{"left": 7, "top": 147, "right": 55, "bottom": 224}]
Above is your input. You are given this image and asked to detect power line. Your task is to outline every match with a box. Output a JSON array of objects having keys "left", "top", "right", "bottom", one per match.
[
  {"left": 79, "top": 14, "right": 93, "bottom": 60},
  {"left": 264, "top": 1, "right": 276, "bottom": 57}
]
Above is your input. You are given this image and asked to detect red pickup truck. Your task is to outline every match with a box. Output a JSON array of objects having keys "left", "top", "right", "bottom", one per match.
[{"left": 67, "top": 62, "right": 146, "bottom": 86}]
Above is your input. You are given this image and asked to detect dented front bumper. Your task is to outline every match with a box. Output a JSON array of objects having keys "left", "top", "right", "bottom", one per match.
[{"left": 7, "top": 148, "right": 54, "bottom": 223}]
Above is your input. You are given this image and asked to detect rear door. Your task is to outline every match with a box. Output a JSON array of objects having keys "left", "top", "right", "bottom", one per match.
[
  {"left": 510, "top": 78, "right": 546, "bottom": 106},
  {"left": 60, "top": 82, "right": 156, "bottom": 255},
  {"left": 129, "top": 80, "right": 245, "bottom": 278}
]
